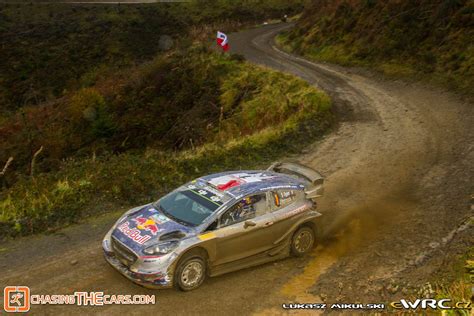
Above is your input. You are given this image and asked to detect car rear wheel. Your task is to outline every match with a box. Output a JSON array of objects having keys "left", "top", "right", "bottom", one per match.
[
  {"left": 174, "top": 251, "right": 207, "bottom": 291},
  {"left": 291, "top": 226, "right": 315, "bottom": 257}
]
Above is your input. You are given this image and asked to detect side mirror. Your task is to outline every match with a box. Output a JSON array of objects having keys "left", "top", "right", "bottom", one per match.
[{"left": 244, "top": 220, "right": 257, "bottom": 229}]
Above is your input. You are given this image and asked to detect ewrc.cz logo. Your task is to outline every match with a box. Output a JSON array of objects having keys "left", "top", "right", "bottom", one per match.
[
  {"left": 390, "top": 299, "right": 472, "bottom": 310},
  {"left": 3, "top": 286, "right": 30, "bottom": 313}
]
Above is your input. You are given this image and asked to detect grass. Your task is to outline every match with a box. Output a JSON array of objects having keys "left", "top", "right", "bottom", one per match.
[
  {"left": 0, "top": 47, "right": 325, "bottom": 177},
  {"left": 0, "top": 0, "right": 305, "bottom": 114},
  {"left": 433, "top": 247, "right": 474, "bottom": 315},
  {"left": 0, "top": 49, "right": 333, "bottom": 238},
  {"left": 0, "top": 1, "right": 325, "bottom": 239},
  {"left": 275, "top": 0, "right": 474, "bottom": 96}
]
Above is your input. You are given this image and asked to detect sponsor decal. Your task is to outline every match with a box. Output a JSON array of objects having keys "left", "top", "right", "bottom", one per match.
[
  {"left": 217, "top": 179, "right": 242, "bottom": 191},
  {"left": 198, "top": 232, "right": 216, "bottom": 241},
  {"left": 259, "top": 185, "right": 301, "bottom": 191},
  {"left": 117, "top": 222, "right": 151, "bottom": 245},
  {"left": 133, "top": 216, "right": 159, "bottom": 236},
  {"left": 280, "top": 190, "right": 295, "bottom": 199},
  {"left": 279, "top": 204, "right": 309, "bottom": 220},
  {"left": 190, "top": 182, "right": 225, "bottom": 198},
  {"left": 273, "top": 192, "right": 280, "bottom": 206},
  {"left": 187, "top": 186, "right": 223, "bottom": 205},
  {"left": 142, "top": 257, "right": 162, "bottom": 263},
  {"left": 203, "top": 185, "right": 224, "bottom": 197},
  {"left": 278, "top": 190, "right": 296, "bottom": 206},
  {"left": 209, "top": 173, "right": 276, "bottom": 191},
  {"left": 150, "top": 213, "right": 170, "bottom": 225}
]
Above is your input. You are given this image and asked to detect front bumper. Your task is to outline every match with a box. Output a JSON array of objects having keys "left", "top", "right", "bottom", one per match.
[{"left": 102, "top": 235, "right": 175, "bottom": 289}]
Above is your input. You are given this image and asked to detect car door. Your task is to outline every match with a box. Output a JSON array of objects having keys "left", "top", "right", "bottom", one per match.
[
  {"left": 269, "top": 190, "right": 308, "bottom": 241},
  {"left": 211, "top": 192, "right": 280, "bottom": 266}
]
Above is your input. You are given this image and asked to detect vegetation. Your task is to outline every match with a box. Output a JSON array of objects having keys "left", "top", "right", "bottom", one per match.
[
  {"left": 0, "top": 48, "right": 331, "bottom": 236},
  {"left": 0, "top": 45, "right": 332, "bottom": 238},
  {"left": 433, "top": 247, "right": 473, "bottom": 315},
  {"left": 0, "top": 0, "right": 304, "bottom": 114},
  {"left": 0, "top": 0, "right": 308, "bottom": 176},
  {"left": 0, "top": 1, "right": 333, "bottom": 238},
  {"left": 276, "top": 0, "right": 474, "bottom": 94}
]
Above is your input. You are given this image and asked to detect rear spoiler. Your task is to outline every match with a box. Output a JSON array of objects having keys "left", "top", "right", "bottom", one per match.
[{"left": 267, "top": 162, "right": 324, "bottom": 199}]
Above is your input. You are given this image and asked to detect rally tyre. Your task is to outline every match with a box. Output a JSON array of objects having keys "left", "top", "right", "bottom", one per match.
[
  {"left": 174, "top": 251, "right": 207, "bottom": 291},
  {"left": 291, "top": 226, "right": 315, "bottom": 257}
]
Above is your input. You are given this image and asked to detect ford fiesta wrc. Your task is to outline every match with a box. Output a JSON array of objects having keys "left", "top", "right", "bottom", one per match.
[{"left": 102, "top": 162, "right": 324, "bottom": 291}]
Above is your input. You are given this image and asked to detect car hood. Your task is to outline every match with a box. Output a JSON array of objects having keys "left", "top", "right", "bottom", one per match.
[{"left": 111, "top": 205, "right": 193, "bottom": 254}]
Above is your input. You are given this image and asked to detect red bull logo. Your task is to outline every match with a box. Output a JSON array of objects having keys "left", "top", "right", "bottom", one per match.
[
  {"left": 117, "top": 222, "right": 151, "bottom": 244},
  {"left": 133, "top": 217, "right": 159, "bottom": 235}
]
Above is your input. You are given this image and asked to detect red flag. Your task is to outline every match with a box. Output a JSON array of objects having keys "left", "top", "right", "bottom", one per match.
[{"left": 216, "top": 31, "right": 229, "bottom": 52}]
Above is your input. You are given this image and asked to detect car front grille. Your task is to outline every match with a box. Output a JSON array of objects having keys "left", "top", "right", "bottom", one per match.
[{"left": 111, "top": 236, "right": 138, "bottom": 267}]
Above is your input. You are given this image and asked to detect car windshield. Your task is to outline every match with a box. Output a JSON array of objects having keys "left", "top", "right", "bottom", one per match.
[{"left": 155, "top": 189, "right": 221, "bottom": 227}]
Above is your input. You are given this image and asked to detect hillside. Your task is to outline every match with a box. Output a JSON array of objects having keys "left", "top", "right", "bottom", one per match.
[
  {"left": 0, "top": 0, "right": 305, "bottom": 182},
  {"left": 0, "top": 1, "right": 303, "bottom": 114},
  {"left": 0, "top": 2, "right": 333, "bottom": 238},
  {"left": 0, "top": 48, "right": 332, "bottom": 238},
  {"left": 277, "top": 0, "right": 474, "bottom": 94}
]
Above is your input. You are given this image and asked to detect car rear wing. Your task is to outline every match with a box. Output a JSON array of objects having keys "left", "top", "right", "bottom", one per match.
[{"left": 267, "top": 162, "right": 324, "bottom": 199}]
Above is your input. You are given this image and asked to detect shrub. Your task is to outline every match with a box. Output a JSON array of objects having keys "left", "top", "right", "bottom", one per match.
[
  {"left": 0, "top": 58, "right": 332, "bottom": 238},
  {"left": 278, "top": 0, "right": 474, "bottom": 95}
]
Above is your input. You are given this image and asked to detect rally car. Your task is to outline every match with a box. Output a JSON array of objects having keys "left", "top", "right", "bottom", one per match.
[{"left": 102, "top": 162, "right": 324, "bottom": 291}]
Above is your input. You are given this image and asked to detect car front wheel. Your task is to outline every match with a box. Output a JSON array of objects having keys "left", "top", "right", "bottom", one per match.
[
  {"left": 291, "top": 226, "right": 315, "bottom": 256},
  {"left": 174, "top": 251, "right": 207, "bottom": 291}
]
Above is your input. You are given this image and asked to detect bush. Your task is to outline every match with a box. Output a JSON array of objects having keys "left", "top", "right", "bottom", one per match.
[
  {"left": 278, "top": 0, "right": 474, "bottom": 95},
  {"left": 0, "top": 58, "right": 332, "bottom": 238}
]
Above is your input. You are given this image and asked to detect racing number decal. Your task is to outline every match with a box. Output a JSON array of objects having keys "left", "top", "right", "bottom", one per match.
[{"left": 187, "top": 186, "right": 223, "bottom": 206}]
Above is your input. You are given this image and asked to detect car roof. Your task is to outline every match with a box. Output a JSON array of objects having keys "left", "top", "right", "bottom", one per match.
[{"left": 198, "top": 170, "right": 307, "bottom": 199}]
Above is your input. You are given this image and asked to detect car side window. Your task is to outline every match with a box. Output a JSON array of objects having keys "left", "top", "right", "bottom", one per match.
[
  {"left": 204, "top": 219, "right": 218, "bottom": 232},
  {"left": 271, "top": 190, "right": 298, "bottom": 211},
  {"left": 220, "top": 193, "right": 267, "bottom": 227}
]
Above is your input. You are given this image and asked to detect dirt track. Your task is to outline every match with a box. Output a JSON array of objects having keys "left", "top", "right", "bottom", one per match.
[{"left": 1, "top": 23, "right": 472, "bottom": 315}]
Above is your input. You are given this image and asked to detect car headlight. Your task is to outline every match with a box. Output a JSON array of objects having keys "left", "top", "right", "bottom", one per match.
[{"left": 144, "top": 241, "right": 179, "bottom": 255}]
